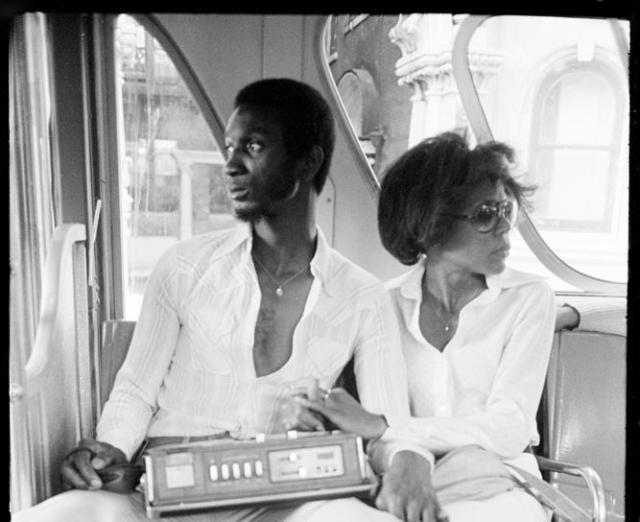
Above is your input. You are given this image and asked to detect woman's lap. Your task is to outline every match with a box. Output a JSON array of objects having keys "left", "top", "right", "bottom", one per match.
[{"left": 442, "top": 489, "right": 551, "bottom": 522}]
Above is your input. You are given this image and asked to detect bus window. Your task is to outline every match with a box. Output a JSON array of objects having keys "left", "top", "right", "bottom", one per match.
[
  {"left": 114, "top": 15, "right": 234, "bottom": 319},
  {"left": 467, "top": 16, "right": 629, "bottom": 287},
  {"left": 325, "top": 14, "right": 475, "bottom": 180},
  {"left": 323, "top": 14, "right": 628, "bottom": 294}
]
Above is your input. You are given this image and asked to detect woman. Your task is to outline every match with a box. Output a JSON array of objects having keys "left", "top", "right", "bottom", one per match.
[{"left": 299, "top": 132, "right": 555, "bottom": 521}]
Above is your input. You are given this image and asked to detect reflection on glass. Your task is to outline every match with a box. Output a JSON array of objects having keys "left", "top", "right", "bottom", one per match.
[
  {"left": 115, "top": 15, "right": 234, "bottom": 318},
  {"left": 469, "top": 16, "right": 628, "bottom": 284},
  {"left": 326, "top": 14, "right": 475, "bottom": 178}
]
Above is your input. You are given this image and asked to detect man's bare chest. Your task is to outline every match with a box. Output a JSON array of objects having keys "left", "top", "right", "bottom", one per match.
[{"left": 252, "top": 275, "right": 313, "bottom": 377}]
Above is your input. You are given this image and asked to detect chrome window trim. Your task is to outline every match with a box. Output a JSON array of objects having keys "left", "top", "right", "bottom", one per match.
[
  {"left": 316, "top": 16, "right": 380, "bottom": 196},
  {"left": 608, "top": 18, "right": 629, "bottom": 74},
  {"left": 452, "top": 15, "right": 626, "bottom": 296},
  {"left": 90, "top": 15, "right": 123, "bottom": 320}
]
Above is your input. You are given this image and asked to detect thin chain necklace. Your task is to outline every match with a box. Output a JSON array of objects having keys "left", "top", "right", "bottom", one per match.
[
  {"left": 252, "top": 255, "right": 309, "bottom": 297},
  {"left": 424, "top": 287, "right": 458, "bottom": 333},
  {"left": 431, "top": 302, "right": 456, "bottom": 333}
]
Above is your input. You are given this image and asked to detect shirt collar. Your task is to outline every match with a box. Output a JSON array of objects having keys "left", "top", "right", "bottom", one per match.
[
  {"left": 482, "top": 266, "right": 545, "bottom": 302},
  {"left": 389, "top": 257, "right": 545, "bottom": 306},
  {"left": 309, "top": 226, "right": 334, "bottom": 297},
  {"left": 387, "top": 256, "right": 426, "bottom": 302},
  {"left": 207, "top": 221, "right": 253, "bottom": 266},
  {"left": 217, "top": 222, "right": 334, "bottom": 297}
]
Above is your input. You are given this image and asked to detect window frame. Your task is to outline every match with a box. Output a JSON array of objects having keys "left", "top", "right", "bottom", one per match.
[
  {"left": 317, "top": 16, "right": 380, "bottom": 196},
  {"left": 97, "top": 13, "right": 228, "bottom": 321},
  {"left": 452, "top": 15, "right": 626, "bottom": 296},
  {"left": 318, "top": 14, "right": 627, "bottom": 296}
]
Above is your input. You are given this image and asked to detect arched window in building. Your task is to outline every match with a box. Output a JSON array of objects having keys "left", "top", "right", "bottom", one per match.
[{"left": 528, "top": 57, "right": 626, "bottom": 233}]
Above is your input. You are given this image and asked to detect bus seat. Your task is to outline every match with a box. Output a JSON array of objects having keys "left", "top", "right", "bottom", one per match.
[
  {"left": 540, "top": 329, "right": 625, "bottom": 521},
  {"left": 98, "top": 308, "right": 624, "bottom": 521},
  {"left": 16, "top": 224, "right": 95, "bottom": 505},
  {"left": 99, "top": 320, "right": 137, "bottom": 411},
  {"left": 560, "top": 297, "right": 626, "bottom": 338}
]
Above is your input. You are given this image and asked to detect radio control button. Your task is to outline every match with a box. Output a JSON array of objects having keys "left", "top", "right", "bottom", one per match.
[
  {"left": 243, "top": 462, "right": 252, "bottom": 478},
  {"left": 288, "top": 452, "right": 298, "bottom": 462},
  {"left": 209, "top": 465, "right": 218, "bottom": 481},
  {"left": 255, "top": 460, "right": 264, "bottom": 477},
  {"left": 221, "top": 464, "right": 230, "bottom": 480},
  {"left": 298, "top": 467, "right": 308, "bottom": 478},
  {"left": 232, "top": 463, "right": 241, "bottom": 479}
]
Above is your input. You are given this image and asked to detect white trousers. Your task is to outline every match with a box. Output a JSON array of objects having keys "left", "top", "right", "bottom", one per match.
[{"left": 11, "top": 488, "right": 549, "bottom": 522}]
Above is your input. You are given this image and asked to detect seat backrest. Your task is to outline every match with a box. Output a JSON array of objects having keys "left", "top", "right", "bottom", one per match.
[
  {"left": 99, "top": 320, "right": 137, "bottom": 411},
  {"left": 98, "top": 317, "right": 626, "bottom": 519},
  {"left": 543, "top": 329, "right": 626, "bottom": 519},
  {"left": 18, "top": 224, "right": 94, "bottom": 504}
]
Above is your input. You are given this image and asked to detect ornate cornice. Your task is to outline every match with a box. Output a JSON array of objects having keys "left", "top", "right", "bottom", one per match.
[{"left": 389, "top": 14, "right": 503, "bottom": 98}]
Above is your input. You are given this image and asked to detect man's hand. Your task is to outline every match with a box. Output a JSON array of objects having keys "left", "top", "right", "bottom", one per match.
[
  {"left": 295, "top": 387, "right": 388, "bottom": 440},
  {"left": 376, "top": 450, "right": 449, "bottom": 522},
  {"left": 60, "top": 438, "right": 128, "bottom": 491}
]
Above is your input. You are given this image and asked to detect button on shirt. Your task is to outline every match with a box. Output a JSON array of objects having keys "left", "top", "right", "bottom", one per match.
[
  {"left": 97, "top": 223, "right": 414, "bottom": 471},
  {"left": 383, "top": 259, "right": 556, "bottom": 474}
]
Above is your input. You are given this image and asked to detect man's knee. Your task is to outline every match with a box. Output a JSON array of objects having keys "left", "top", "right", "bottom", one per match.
[{"left": 11, "top": 489, "right": 144, "bottom": 522}]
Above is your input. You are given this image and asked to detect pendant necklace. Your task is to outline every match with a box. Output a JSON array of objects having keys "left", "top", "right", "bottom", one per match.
[
  {"left": 253, "top": 255, "right": 308, "bottom": 297},
  {"left": 432, "top": 304, "right": 455, "bottom": 333},
  {"left": 425, "top": 288, "right": 457, "bottom": 333}
]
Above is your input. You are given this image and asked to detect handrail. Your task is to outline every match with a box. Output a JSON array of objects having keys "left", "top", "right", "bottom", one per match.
[
  {"left": 22, "top": 223, "right": 94, "bottom": 501},
  {"left": 536, "top": 456, "right": 607, "bottom": 522},
  {"left": 25, "top": 224, "right": 87, "bottom": 380}
]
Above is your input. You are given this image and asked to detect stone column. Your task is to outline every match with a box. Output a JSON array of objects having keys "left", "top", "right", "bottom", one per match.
[{"left": 389, "top": 14, "right": 503, "bottom": 146}]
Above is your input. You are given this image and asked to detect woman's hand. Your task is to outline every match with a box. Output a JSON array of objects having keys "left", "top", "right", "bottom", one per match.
[
  {"left": 376, "top": 450, "right": 449, "bottom": 522},
  {"left": 277, "top": 378, "right": 329, "bottom": 432},
  {"left": 60, "top": 438, "right": 128, "bottom": 491},
  {"left": 278, "top": 395, "right": 327, "bottom": 432},
  {"left": 294, "top": 387, "right": 388, "bottom": 440}
]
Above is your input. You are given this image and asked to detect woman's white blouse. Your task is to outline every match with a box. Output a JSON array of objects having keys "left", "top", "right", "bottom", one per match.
[{"left": 384, "top": 259, "right": 556, "bottom": 472}]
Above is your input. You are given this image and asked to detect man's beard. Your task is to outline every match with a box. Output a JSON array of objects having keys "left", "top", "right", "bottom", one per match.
[
  {"left": 234, "top": 175, "right": 300, "bottom": 223},
  {"left": 234, "top": 205, "right": 274, "bottom": 223}
]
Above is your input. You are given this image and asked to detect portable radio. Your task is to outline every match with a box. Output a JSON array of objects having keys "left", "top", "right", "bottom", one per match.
[{"left": 142, "top": 431, "right": 378, "bottom": 518}]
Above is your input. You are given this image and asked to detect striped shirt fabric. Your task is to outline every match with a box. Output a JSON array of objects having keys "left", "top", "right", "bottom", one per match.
[{"left": 97, "top": 223, "right": 417, "bottom": 471}]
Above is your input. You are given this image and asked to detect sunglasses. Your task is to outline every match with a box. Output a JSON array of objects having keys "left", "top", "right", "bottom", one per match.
[{"left": 452, "top": 200, "right": 519, "bottom": 233}]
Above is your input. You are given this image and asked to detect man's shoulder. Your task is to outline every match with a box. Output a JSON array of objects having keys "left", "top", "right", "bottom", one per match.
[
  {"left": 158, "top": 224, "right": 245, "bottom": 272},
  {"left": 324, "top": 247, "right": 385, "bottom": 296}
]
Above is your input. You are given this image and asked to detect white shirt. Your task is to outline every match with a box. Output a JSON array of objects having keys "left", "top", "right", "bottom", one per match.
[
  {"left": 384, "top": 259, "right": 556, "bottom": 473},
  {"left": 97, "top": 223, "right": 414, "bottom": 471}
]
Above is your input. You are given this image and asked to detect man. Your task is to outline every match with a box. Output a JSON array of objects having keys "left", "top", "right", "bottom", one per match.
[{"left": 14, "top": 78, "right": 440, "bottom": 522}]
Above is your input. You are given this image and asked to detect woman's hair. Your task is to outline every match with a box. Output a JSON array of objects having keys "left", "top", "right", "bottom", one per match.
[{"left": 378, "top": 132, "right": 535, "bottom": 265}]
